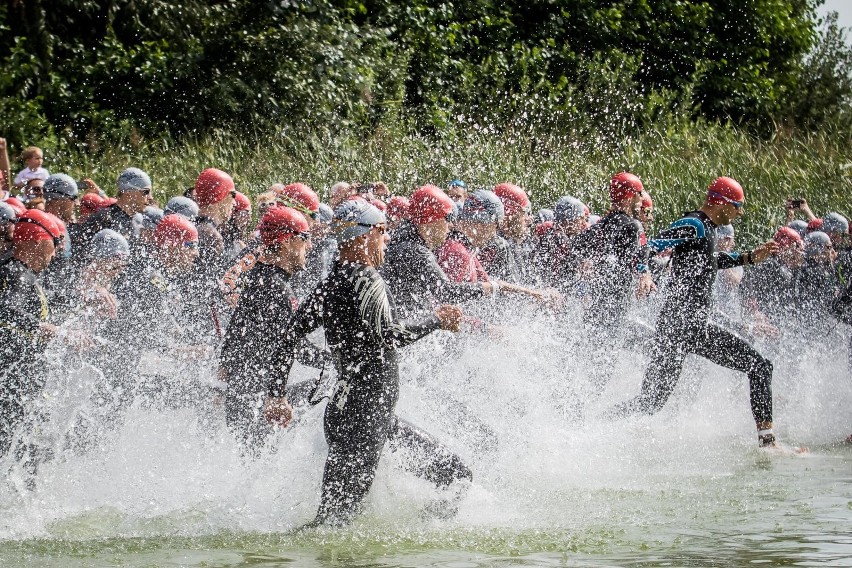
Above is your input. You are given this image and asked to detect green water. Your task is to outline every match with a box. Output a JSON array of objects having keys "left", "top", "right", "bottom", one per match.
[{"left": 2, "top": 446, "right": 849, "bottom": 568}]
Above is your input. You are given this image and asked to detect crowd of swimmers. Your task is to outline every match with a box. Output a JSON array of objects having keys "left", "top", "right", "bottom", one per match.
[{"left": 1, "top": 141, "right": 851, "bottom": 527}]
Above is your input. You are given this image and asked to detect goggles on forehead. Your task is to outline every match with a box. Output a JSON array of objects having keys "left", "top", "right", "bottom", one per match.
[
  {"left": 276, "top": 195, "right": 318, "bottom": 219},
  {"left": 708, "top": 191, "right": 743, "bottom": 209}
]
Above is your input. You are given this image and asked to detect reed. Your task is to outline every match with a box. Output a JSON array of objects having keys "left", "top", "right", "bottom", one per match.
[{"left": 46, "top": 118, "right": 852, "bottom": 245}]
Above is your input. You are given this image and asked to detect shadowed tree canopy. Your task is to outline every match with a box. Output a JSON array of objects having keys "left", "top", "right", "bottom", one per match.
[{"left": 0, "top": 0, "right": 845, "bottom": 150}]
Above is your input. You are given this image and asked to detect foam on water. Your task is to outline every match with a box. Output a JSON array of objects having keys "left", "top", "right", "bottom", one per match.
[{"left": 1, "top": 296, "right": 850, "bottom": 553}]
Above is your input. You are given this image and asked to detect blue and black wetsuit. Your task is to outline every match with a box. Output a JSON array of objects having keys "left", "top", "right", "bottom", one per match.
[
  {"left": 271, "top": 260, "right": 472, "bottom": 526},
  {"left": 616, "top": 211, "right": 773, "bottom": 428}
]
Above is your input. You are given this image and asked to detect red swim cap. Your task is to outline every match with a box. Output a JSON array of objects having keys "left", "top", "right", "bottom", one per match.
[
  {"left": 80, "top": 193, "right": 105, "bottom": 217},
  {"left": 233, "top": 191, "right": 251, "bottom": 213},
  {"left": 258, "top": 206, "right": 310, "bottom": 246},
  {"left": 610, "top": 172, "right": 645, "bottom": 202},
  {"left": 641, "top": 191, "right": 653, "bottom": 210},
  {"left": 410, "top": 185, "right": 455, "bottom": 225},
  {"left": 154, "top": 214, "right": 198, "bottom": 247},
  {"left": 14, "top": 209, "right": 63, "bottom": 242},
  {"left": 806, "top": 218, "right": 823, "bottom": 234},
  {"left": 386, "top": 196, "right": 411, "bottom": 221},
  {"left": 774, "top": 226, "right": 803, "bottom": 248},
  {"left": 3, "top": 197, "right": 27, "bottom": 216},
  {"left": 534, "top": 220, "right": 554, "bottom": 238},
  {"left": 493, "top": 183, "right": 531, "bottom": 215},
  {"left": 706, "top": 177, "right": 744, "bottom": 206},
  {"left": 194, "top": 168, "right": 235, "bottom": 206}
]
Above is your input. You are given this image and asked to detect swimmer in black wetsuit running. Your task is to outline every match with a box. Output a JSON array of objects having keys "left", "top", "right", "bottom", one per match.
[
  {"left": 610, "top": 177, "right": 782, "bottom": 448},
  {"left": 265, "top": 199, "right": 471, "bottom": 527},
  {"left": 219, "top": 206, "right": 330, "bottom": 454}
]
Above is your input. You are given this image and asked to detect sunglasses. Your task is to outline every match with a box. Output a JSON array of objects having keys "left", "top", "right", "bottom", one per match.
[
  {"left": 709, "top": 191, "right": 743, "bottom": 209},
  {"left": 183, "top": 240, "right": 199, "bottom": 249},
  {"left": 296, "top": 231, "right": 311, "bottom": 241},
  {"left": 17, "top": 217, "right": 62, "bottom": 247}
]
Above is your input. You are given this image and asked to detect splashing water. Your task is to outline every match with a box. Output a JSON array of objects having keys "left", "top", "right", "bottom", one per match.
[{"left": 0, "top": 298, "right": 850, "bottom": 566}]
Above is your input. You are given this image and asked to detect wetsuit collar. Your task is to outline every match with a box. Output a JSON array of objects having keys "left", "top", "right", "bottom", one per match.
[
  {"left": 691, "top": 210, "right": 717, "bottom": 228},
  {"left": 394, "top": 220, "right": 425, "bottom": 246},
  {"left": 257, "top": 260, "right": 293, "bottom": 279}
]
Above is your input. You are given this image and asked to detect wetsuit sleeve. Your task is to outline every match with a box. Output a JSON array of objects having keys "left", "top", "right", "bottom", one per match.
[
  {"left": 833, "top": 283, "right": 852, "bottom": 325},
  {"left": 647, "top": 217, "right": 705, "bottom": 252},
  {"left": 0, "top": 278, "right": 44, "bottom": 337},
  {"left": 267, "top": 285, "right": 327, "bottom": 398},
  {"left": 716, "top": 251, "right": 746, "bottom": 269}
]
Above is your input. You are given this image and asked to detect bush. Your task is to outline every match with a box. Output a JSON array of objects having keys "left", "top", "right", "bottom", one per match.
[{"left": 1, "top": 0, "right": 844, "bottom": 156}]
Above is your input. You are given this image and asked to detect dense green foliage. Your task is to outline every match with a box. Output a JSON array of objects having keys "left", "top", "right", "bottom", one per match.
[{"left": 2, "top": 0, "right": 850, "bottom": 153}]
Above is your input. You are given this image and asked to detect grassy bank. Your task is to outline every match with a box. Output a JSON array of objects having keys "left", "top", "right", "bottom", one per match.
[{"left": 43, "top": 118, "right": 852, "bottom": 245}]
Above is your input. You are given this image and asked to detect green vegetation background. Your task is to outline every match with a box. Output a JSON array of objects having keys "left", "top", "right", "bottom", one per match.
[{"left": 2, "top": 0, "right": 851, "bottom": 241}]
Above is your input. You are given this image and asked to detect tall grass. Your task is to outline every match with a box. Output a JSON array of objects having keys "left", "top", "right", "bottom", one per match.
[{"left": 45, "top": 117, "right": 852, "bottom": 246}]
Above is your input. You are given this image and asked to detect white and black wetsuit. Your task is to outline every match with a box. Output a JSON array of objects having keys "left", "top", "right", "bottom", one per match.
[
  {"left": 617, "top": 211, "right": 773, "bottom": 426},
  {"left": 219, "top": 262, "right": 330, "bottom": 453},
  {"left": 271, "top": 260, "right": 472, "bottom": 526}
]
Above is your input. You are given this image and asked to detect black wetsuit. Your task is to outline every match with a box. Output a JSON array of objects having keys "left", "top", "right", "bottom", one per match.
[
  {"left": 479, "top": 234, "right": 533, "bottom": 284},
  {"left": 112, "top": 240, "right": 156, "bottom": 306},
  {"left": 272, "top": 260, "right": 472, "bottom": 526},
  {"left": 793, "top": 259, "right": 840, "bottom": 330},
  {"left": 73, "top": 204, "right": 136, "bottom": 246},
  {"left": 531, "top": 229, "right": 587, "bottom": 291},
  {"left": 98, "top": 262, "right": 211, "bottom": 410},
  {"left": 0, "top": 258, "right": 50, "bottom": 468},
  {"left": 219, "top": 262, "right": 330, "bottom": 452},
  {"left": 738, "top": 258, "right": 795, "bottom": 328},
  {"left": 188, "top": 217, "right": 230, "bottom": 338},
  {"left": 832, "top": 251, "right": 852, "bottom": 367},
  {"left": 581, "top": 210, "right": 645, "bottom": 328},
  {"left": 290, "top": 237, "right": 338, "bottom": 300},
  {"left": 833, "top": 280, "right": 852, "bottom": 326},
  {"left": 619, "top": 211, "right": 773, "bottom": 426},
  {"left": 836, "top": 248, "right": 852, "bottom": 289},
  {"left": 41, "top": 224, "right": 81, "bottom": 322},
  {"left": 381, "top": 220, "right": 484, "bottom": 317}
]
